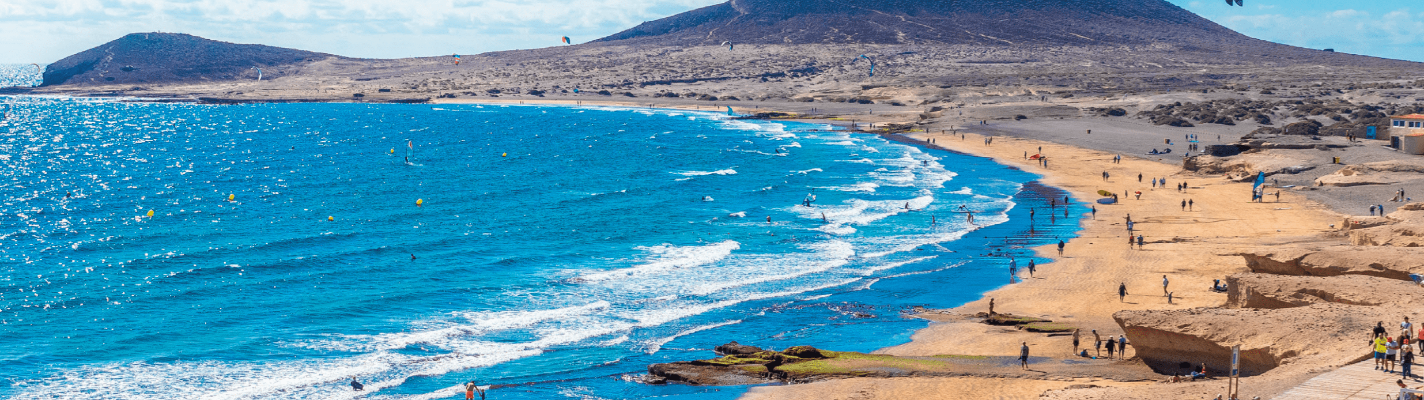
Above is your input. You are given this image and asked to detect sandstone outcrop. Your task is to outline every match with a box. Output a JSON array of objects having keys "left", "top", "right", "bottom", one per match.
[
  {"left": 1225, "top": 273, "right": 1422, "bottom": 309},
  {"left": 1238, "top": 245, "right": 1424, "bottom": 279},
  {"left": 1351, "top": 224, "right": 1424, "bottom": 247},
  {"left": 1115, "top": 304, "right": 1392, "bottom": 377}
]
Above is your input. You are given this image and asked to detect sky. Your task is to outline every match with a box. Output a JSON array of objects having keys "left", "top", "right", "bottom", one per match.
[{"left": 0, "top": 0, "right": 1420, "bottom": 64}]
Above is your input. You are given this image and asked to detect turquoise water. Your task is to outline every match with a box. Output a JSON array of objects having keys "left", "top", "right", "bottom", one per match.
[
  {"left": 0, "top": 97, "right": 1083, "bottom": 399},
  {"left": 0, "top": 64, "right": 42, "bottom": 88}
]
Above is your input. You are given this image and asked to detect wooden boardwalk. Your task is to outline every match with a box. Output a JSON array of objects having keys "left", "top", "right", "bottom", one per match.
[{"left": 1276, "top": 360, "right": 1417, "bottom": 400}]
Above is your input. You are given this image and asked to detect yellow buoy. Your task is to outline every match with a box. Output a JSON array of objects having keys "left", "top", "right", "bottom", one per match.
[
  {"left": 328, "top": 216, "right": 334, "bottom": 221},
  {"left": 502, "top": 153, "right": 507, "bottom": 157},
  {"left": 416, "top": 199, "right": 423, "bottom": 206},
  {"left": 228, "top": 194, "right": 235, "bottom": 201},
  {"left": 146, "top": 210, "right": 155, "bottom": 217},
  {"left": 390, "top": 148, "right": 395, "bottom": 154}
]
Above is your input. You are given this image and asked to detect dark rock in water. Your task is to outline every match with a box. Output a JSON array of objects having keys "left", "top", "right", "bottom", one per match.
[
  {"left": 648, "top": 361, "right": 776, "bottom": 386},
  {"left": 41, "top": 32, "right": 337, "bottom": 87},
  {"left": 714, "top": 341, "right": 765, "bottom": 356}
]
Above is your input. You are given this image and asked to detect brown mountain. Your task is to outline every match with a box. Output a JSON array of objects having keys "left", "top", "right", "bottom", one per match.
[
  {"left": 596, "top": 0, "right": 1253, "bottom": 47},
  {"left": 40, "top": 33, "right": 339, "bottom": 87}
]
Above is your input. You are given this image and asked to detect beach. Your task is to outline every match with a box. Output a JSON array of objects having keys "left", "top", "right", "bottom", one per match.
[{"left": 741, "top": 127, "right": 1344, "bottom": 399}]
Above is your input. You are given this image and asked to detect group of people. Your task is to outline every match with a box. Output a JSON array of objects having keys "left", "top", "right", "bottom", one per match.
[
  {"left": 1373, "top": 319, "right": 1419, "bottom": 378},
  {"left": 1071, "top": 329, "right": 1130, "bottom": 360}
]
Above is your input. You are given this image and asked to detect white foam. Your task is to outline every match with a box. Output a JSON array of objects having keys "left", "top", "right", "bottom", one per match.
[
  {"left": 859, "top": 255, "right": 939, "bottom": 276},
  {"left": 823, "top": 182, "right": 879, "bottom": 193},
  {"left": 576, "top": 241, "right": 740, "bottom": 282},
  {"left": 728, "top": 211, "right": 746, "bottom": 218},
  {"left": 640, "top": 319, "right": 742, "bottom": 354},
  {"left": 793, "top": 168, "right": 822, "bottom": 175},
  {"left": 675, "top": 168, "right": 737, "bottom": 176}
]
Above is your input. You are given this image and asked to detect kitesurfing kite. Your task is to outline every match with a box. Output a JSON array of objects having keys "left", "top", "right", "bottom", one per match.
[
  {"left": 452, "top": 54, "right": 461, "bottom": 65},
  {"left": 857, "top": 55, "right": 876, "bottom": 77},
  {"left": 562, "top": 36, "right": 571, "bottom": 45},
  {"left": 251, "top": 67, "right": 262, "bottom": 81},
  {"left": 1224, "top": 0, "right": 1243, "bottom": 5},
  {"left": 721, "top": 41, "right": 734, "bottom": 50}
]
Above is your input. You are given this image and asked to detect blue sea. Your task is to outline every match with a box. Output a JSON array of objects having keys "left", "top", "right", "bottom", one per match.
[{"left": 0, "top": 96, "right": 1084, "bottom": 399}]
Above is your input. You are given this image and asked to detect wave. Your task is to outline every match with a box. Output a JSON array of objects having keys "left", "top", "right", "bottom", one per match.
[
  {"left": 674, "top": 168, "right": 737, "bottom": 176},
  {"left": 575, "top": 240, "right": 741, "bottom": 282}
]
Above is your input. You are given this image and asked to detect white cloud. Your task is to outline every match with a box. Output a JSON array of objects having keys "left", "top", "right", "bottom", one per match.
[{"left": 0, "top": 0, "right": 722, "bottom": 63}]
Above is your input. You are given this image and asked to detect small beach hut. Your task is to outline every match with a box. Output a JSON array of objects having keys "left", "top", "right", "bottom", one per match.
[{"left": 1402, "top": 132, "right": 1424, "bottom": 155}]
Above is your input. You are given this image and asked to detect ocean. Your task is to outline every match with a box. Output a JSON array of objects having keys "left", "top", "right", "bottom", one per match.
[{"left": 0, "top": 97, "right": 1084, "bottom": 399}]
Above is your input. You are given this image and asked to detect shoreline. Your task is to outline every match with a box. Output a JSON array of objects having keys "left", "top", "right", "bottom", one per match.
[{"left": 742, "top": 129, "right": 1344, "bottom": 399}]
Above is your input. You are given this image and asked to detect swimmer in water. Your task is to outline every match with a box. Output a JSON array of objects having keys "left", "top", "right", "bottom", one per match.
[{"left": 411, "top": 254, "right": 417, "bottom": 260}]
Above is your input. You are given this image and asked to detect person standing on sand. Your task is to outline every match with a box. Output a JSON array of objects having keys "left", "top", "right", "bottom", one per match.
[
  {"left": 1372, "top": 205, "right": 1378, "bottom": 216},
  {"left": 1091, "top": 206, "right": 1097, "bottom": 220},
  {"left": 1137, "top": 235, "right": 1144, "bottom": 248},
  {"left": 1073, "top": 329, "right": 1082, "bottom": 355},
  {"left": 1129, "top": 234, "right": 1135, "bottom": 249},
  {"left": 1138, "top": 173, "right": 1142, "bottom": 183},
  {"left": 1105, "top": 336, "right": 1115, "bottom": 359},
  {"left": 1181, "top": 200, "right": 1186, "bottom": 211},
  {"left": 1151, "top": 177, "right": 1157, "bottom": 188},
  {"left": 989, "top": 298, "right": 995, "bottom": 315},
  {"left": 1057, "top": 240, "right": 1065, "bottom": 256},
  {"left": 1020, "top": 342, "right": 1030, "bottom": 370},
  {"left": 1028, "top": 260, "right": 1036, "bottom": 277},
  {"left": 1405, "top": 317, "right": 1414, "bottom": 343},
  {"left": 1163, "top": 275, "right": 1170, "bottom": 296},
  {"left": 1119, "top": 283, "right": 1127, "bottom": 302},
  {"left": 1167, "top": 292, "right": 1174, "bottom": 304},
  {"left": 1092, "top": 329, "right": 1102, "bottom": 358},
  {"left": 1189, "top": 199, "right": 1194, "bottom": 211}
]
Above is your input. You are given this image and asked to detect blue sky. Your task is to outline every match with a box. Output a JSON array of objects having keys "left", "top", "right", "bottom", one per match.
[{"left": 0, "top": 0, "right": 1420, "bottom": 64}]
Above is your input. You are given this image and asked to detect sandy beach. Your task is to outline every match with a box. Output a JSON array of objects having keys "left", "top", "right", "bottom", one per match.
[{"left": 740, "top": 126, "right": 1344, "bottom": 399}]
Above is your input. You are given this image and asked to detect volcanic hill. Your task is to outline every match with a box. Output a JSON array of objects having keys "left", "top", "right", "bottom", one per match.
[
  {"left": 599, "top": 0, "right": 1244, "bottom": 47},
  {"left": 40, "top": 33, "right": 339, "bottom": 87}
]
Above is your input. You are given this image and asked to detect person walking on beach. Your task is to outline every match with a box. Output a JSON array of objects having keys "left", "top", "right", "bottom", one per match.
[
  {"left": 1057, "top": 240, "right": 1065, "bottom": 256},
  {"left": 1119, "top": 283, "right": 1127, "bottom": 302},
  {"left": 1137, "top": 235, "right": 1144, "bottom": 248},
  {"left": 1009, "top": 257, "right": 1018, "bottom": 283},
  {"left": 1020, "top": 342, "right": 1030, "bottom": 370},
  {"left": 1118, "top": 335, "right": 1129, "bottom": 360},
  {"left": 1167, "top": 292, "right": 1174, "bottom": 304},
  {"left": 1377, "top": 334, "right": 1390, "bottom": 370},
  {"left": 1405, "top": 340, "right": 1417, "bottom": 378},
  {"left": 1151, "top": 177, "right": 1157, "bottom": 188},
  {"left": 1103, "top": 171, "right": 1109, "bottom": 181},
  {"left": 1181, "top": 200, "right": 1186, "bottom": 211},
  {"left": 1091, "top": 206, "right": 1097, "bottom": 220},
  {"left": 1073, "top": 329, "right": 1082, "bottom": 355},
  {"left": 1138, "top": 173, "right": 1142, "bottom": 183},
  {"left": 1028, "top": 259, "right": 1036, "bottom": 277},
  {"left": 1163, "top": 275, "right": 1170, "bottom": 296},
  {"left": 1129, "top": 234, "right": 1135, "bottom": 249},
  {"left": 1390, "top": 337, "right": 1401, "bottom": 373},
  {"left": 1372, "top": 205, "right": 1378, "bottom": 216},
  {"left": 1189, "top": 199, "right": 1194, "bottom": 211}
]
